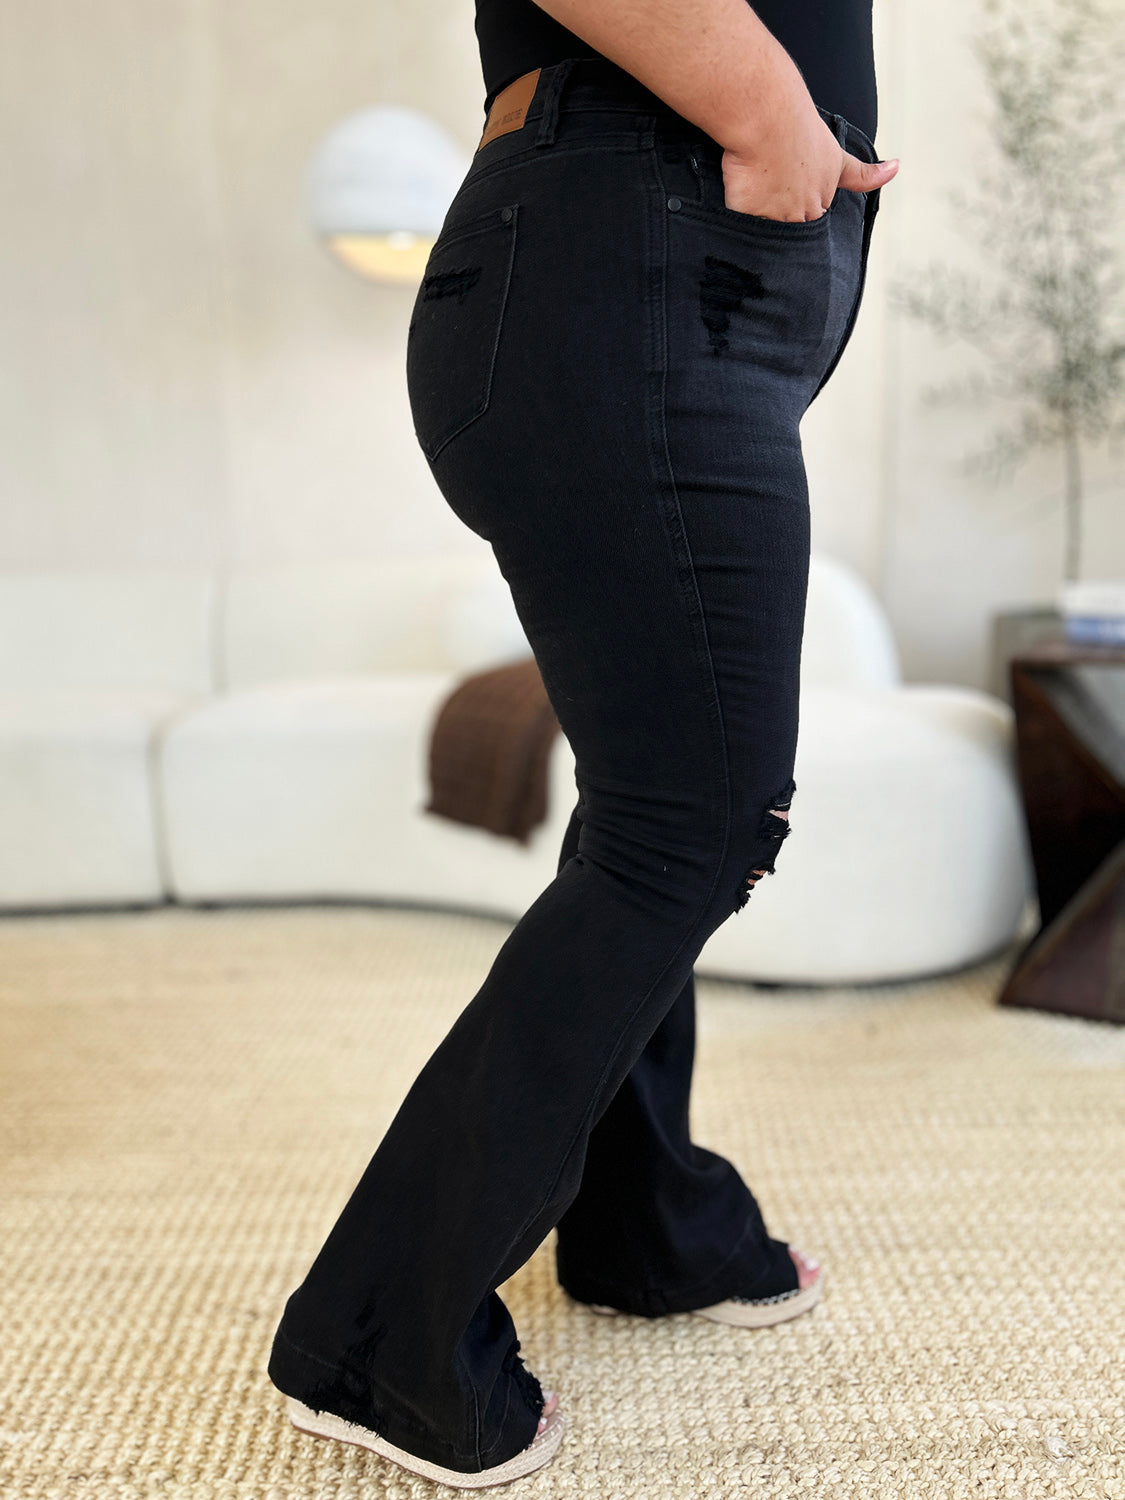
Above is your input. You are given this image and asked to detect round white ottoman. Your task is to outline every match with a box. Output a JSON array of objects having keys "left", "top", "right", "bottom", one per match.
[{"left": 696, "top": 683, "right": 1035, "bottom": 985}]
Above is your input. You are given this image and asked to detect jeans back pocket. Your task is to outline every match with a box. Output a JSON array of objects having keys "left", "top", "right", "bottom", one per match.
[{"left": 406, "top": 204, "right": 519, "bottom": 462}]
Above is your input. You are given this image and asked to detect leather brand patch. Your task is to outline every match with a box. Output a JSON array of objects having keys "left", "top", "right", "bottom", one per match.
[{"left": 477, "top": 68, "right": 541, "bottom": 151}]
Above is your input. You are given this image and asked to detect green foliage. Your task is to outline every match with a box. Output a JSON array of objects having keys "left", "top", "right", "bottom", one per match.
[{"left": 892, "top": 0, "right": 1125, "bottom": 577}]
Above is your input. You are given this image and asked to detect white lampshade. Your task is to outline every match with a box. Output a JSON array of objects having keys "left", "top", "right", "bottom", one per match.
[{"left": 307, "top": 106, "right": 471, "bottom": 284}]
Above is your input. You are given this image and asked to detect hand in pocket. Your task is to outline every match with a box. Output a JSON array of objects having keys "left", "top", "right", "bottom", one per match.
[{"left": 721, "top": 101, "right": 898, "bottom": 224}]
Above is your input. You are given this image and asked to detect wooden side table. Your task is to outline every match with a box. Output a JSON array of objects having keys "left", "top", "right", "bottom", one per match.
[
  {"left": 989, "top": 605, "right": 1065, "bottom": 705},
  {"left": 998, "top": 639, "right": 1125, "bottom": 1022}
]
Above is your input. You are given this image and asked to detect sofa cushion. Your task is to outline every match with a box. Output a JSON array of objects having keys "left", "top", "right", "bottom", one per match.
[
  {"left": 0, "top": 571, "right": 215, "bottom": 695},
  {"left": 221, "top": 555, "right": 502, "bottom": 688},
  {"left": 801, "top": 554, "right": 901, "bottom": 688},
  {"left": 0, "top": 691, "right": 191, "bottom": 906},
  {"left": 159, "top": 672, "right": 461, "bottom": 900}
]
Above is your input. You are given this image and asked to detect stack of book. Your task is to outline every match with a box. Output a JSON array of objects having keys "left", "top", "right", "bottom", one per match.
[{"left": 1058, "top": 580, "right": 1125, "bottom": 646}]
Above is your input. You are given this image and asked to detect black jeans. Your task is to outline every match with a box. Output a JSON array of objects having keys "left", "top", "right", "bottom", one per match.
[{"left": 269, "top": 56, "right": 881, "bottom": 1475}]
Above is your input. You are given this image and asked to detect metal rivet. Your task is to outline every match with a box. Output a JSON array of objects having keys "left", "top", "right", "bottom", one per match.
[
  {"left": 500, "top": 206, "right": 513, "bottom": 223},
  {"left": 667, "top": 196, "right": 682, "bottom": 212}
]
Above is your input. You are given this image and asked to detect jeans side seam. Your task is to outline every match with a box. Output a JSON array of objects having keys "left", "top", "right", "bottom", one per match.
[
  {"left": 809, "top": 231, "right": 866, "bottom": 404},
  {"left": 473, "top": 1351, "right": 511, "bottom": 1466},
  {"left": 459, "top": 1343, "right": 484, "bottom": 1469},
  {"left": 487, "top": 136, "right": 738, "bottom": 1291},
  {"left": 809, "top": 135, "right": 880, "bottom": 405},
  {"left": 647, "top": 141, "right": 734, "bottom": 891}
]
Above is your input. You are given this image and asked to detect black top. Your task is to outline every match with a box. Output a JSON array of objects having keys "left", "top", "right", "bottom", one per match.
[{"left": 475, "top": 0, "right": 877, "bottom": 143}]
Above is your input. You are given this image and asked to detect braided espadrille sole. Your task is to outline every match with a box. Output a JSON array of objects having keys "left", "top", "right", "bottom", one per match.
[
  {"left": 589, "top": 1267, "right": 824, "bottom": 1329},
  {"left": 691, "top": 1269, "right": 824, "bottom": 1326},
  {"left": 286, "top": 1397, "right": 565, "bottom": 1490}
]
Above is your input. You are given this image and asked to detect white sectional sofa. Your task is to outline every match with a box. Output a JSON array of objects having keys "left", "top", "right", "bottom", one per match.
[
  {"left": 0, "top": 552, "right": 1034, "bottom": 984},
  {"left": 0, "top": 572, "right": 217, "bottom": 906}
]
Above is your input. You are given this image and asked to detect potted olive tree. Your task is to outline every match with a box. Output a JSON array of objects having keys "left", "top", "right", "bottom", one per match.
[{"left": 893, "top": 0, "right": 1125, "bottom": 663}]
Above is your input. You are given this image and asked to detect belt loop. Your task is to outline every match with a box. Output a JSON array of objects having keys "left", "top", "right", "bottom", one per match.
[{"left": 535, "top": 59, "right": 578, "bottom": 149}]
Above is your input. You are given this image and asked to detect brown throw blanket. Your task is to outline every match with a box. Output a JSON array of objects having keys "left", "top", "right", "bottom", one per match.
[{"left": 425, "top": 656, "right": 563, "bottom": 845}]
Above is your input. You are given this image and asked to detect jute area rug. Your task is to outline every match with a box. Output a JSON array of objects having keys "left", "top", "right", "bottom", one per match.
[{"left": 1, "top": 905, "right": 1122, "bottom": 1500}]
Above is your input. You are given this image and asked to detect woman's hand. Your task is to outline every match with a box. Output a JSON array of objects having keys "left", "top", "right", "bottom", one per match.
[
  {"left": 721, "top": 98, "right": 900, "bottom": 223},
  {"left": 527, "top": 0, "right": 901, "bottom": 224}
]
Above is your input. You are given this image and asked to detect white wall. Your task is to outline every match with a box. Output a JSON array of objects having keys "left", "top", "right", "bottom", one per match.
[
  {"left": 803, "top": 0, "right": 1125, "bottom": 687},
  {"left": 1, "top": 0, "right": 1122, "bottom": 688},
  {"left": 0, "top": 0, "right": 481, "bottom": 572}
]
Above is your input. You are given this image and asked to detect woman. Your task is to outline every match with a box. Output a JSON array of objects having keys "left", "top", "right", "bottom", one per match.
[{"left": 268, "top": 0, "right": 899, "bottom": 1487}]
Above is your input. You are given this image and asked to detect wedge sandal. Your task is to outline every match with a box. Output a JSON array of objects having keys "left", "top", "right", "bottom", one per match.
[
  {"left": 688, "top": 1265, "right": 824, "bottom": 1326},
  {"left": 589, "top": 1249, "right": 824, "bottom": 1329},
  {"left": 286, "top": 1394, "right": 565, "bottom": 1490}
]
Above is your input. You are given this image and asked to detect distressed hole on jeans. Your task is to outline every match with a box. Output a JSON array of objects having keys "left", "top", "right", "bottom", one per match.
[
  {"left": 735, "top": 781, "right": 796, "bottom": 912},
  {"left": 700, "top": 254, "right": 766, "bottom": 355},
  {"left": 422, "top": 266, "right": 482, "bottom": 302}
]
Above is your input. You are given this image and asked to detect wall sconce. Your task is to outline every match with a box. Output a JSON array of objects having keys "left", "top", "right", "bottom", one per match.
[{"left": 307, "top": 106, "right": 471, "bottom": 285}]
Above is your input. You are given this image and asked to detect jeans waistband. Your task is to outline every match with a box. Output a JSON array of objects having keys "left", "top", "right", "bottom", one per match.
[{"left": 478, "top": 58, "right": 878, "bottom": 163}]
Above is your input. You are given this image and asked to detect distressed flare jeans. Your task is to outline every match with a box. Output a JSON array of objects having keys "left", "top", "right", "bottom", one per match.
[{"left": 269, "top": 56, "right": 881, "bottom": 1476}]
